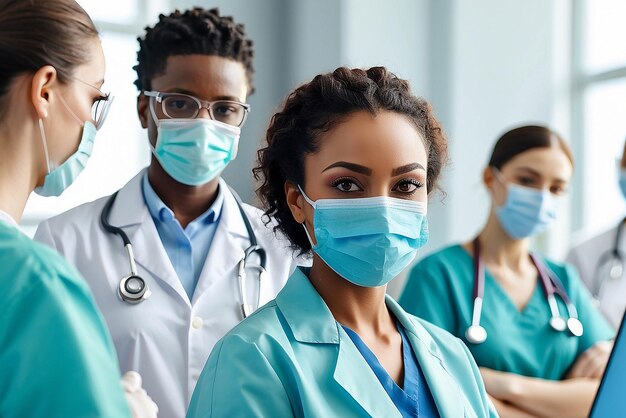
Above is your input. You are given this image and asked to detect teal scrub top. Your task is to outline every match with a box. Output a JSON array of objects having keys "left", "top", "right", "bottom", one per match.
[
  {"left": 0, "top": 221, "right": 130, "bottom": 417},
  {"left": 398, "top": 244, "right": 614, "bottom": 380},
  {"left": 187, "top": 267, "right": 497, "bottom": 418}
]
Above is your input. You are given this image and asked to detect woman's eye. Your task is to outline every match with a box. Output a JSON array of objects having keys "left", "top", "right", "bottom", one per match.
[
  {"left": 517, "top": 177, "right": 535, "bottom": 186},
  {"left": 333, "top": 179, "right": 361, "bottom": 192},
  {"left": 550, "top": 186, "right": 565, "bottom": 195},
  {"left": 393, "top": 180, "right": 422, "bottom": 194}
]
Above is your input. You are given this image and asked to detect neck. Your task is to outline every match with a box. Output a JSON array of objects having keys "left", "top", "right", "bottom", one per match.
[
  {"left": 307, "top": 254, "right": 393, "bottom": 335},
  {"left": 0, "top": 113, "right": 43, "bottom": 223},
  {"left": 476, "top": 210, "right": 531, "bottom": 271},
  {"left": 148, "top": 159, "right": 220, "bottom": 229}
]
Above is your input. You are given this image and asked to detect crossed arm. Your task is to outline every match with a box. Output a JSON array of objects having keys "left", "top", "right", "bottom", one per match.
[{"left": 481, "top": 341, "right": 612, "bottom": 418}]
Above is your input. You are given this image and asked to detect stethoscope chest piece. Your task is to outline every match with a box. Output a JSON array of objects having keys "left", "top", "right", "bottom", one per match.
[
  {"left": 465, "top": 324, "right": 487, "bottom": 345},
  {"left": 549, "top": 316, "right": 567, "bottom": 332},
  {"left": 567, "top": 317, "right": 584, "bottom": 337},
  {"left": 119, "top": 274, "right": 151, "bottom": 304}
]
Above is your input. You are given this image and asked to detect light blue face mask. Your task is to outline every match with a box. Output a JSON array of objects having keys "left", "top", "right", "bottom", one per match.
[
  {"left": 493, "top": 170, "right": 559, "bottom": 239},
  {"left": 35, "top": 119, "right": 97, "bottom": 197},
  {"left": 619, "top": 169, "right": 626, "bottom": 200},
  {"left": 299, "top": 186, "right": 429, "bottom": 287},
  {"left": 150, "top": 103, "right": 240, "bottom": 186}
]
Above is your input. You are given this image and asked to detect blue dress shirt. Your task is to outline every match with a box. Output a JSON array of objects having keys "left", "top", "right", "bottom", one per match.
[{"left": 141, "top": 174, "right": 223, "bottom": 300}]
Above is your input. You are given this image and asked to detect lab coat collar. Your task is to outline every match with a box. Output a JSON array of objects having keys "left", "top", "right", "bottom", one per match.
[
  {"left": 190, "top": 180, "right": 249, "bottom": 304},
  {"left": 387, "top": 296, "right": 466, "bottom": 417},
  {"left": 107, "top": 169, "right": 189, "bottom": 304},
  {"left": 276, "top": 268, "right": 465, "bottom": 417},
  {"left": 275, "top": 267, "right": 340, "bottom": 344},
  {"left": 106, "top": 171, "right": 250, "bottom": 307}
]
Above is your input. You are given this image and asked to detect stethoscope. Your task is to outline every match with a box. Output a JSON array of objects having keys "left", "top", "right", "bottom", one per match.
[
  {"left": 592, "top": 217, "right": 626, "bottom": 305},
  {"left": 465, "top": 238, "right": 584, "bottom": 345},
  {"left": 100, "top": 186, "right": 267, "bottom": 318}
]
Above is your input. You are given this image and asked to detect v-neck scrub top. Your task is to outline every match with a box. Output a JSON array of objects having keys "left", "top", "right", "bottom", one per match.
[
  {"left": 341, "top": 322, "right": 439, "bottom": 418},
  {"left": 399, "top": 244, "right": 614, "bottom": 380}
]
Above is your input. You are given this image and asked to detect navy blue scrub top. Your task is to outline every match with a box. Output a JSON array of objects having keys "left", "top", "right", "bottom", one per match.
[{"left": 341, "top": 322, "right": 440, "bottom": 418}]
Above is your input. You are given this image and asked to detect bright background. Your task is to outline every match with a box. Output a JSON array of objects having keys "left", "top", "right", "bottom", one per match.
[{"left": 20, "top": 0, "right": 626, "bottom": 296}]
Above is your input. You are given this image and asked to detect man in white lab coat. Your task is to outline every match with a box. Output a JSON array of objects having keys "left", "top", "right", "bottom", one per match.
[
  {"left": 567, "top": 140, "right": 626, "bottom": 330},
  {"left": 35, "top": 8, "right": 301, "bottom": 418}
]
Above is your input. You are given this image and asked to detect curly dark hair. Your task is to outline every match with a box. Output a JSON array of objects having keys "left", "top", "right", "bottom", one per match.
[
  {"left": 254, "top": 66, "right": 449, "bottom": 252},
  {"left": 133, "top": 7, "right": 254, "bottom": 93}
]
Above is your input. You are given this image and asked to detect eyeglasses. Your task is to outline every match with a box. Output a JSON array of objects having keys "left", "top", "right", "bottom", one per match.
[
  {"left": 72, "top": 77, "right": 114, "bottom": 130},
  {"left": 143, "top": 91, "right": 250, "bottom": 127}
]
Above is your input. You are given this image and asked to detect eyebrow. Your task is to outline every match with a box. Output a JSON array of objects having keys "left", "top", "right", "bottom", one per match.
[
  {"left": 165, "top": 88, "right": 241, "bottom": 102},
  {"left": 322, "top": 161, "right": 373, "bottom": 175},
  {"left": 391, "top": 163, "right": 425, "bottom": 176},
  {"left": 515, "top": 166, "right": 568, "bottom": 184}
]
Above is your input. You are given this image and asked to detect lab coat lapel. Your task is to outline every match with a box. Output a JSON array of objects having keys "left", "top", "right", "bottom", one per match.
[
  {"left": 192, "top": 180, "right": 246, "bottom": 305},
  {"left": 333, "top": 333, "right": 402, "bottom": 418},
  {"left": 277, "top": 270, "right": 400, "bottom": 417},
  {"left": 388, "top": 297, "right": 466, "bottom": 418},
  {"left": 108, "top": 169, "right": 190, "bottom": 306}
]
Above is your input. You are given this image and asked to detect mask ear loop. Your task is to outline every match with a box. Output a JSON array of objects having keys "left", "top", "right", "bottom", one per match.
[
  {"left": 297, "top": 185, "right": 317, "bottom": 248},
  {"left": 38, "top": 119, "right": 52, "bottom": 174}
]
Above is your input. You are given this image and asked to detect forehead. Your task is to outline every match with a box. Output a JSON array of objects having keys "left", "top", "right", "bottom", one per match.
[
  {"left": 150, "top": 54, "right": 248, "bottom": 100},
  {"left": 311, "top": 111, "right": 427, "bottom": 168}
]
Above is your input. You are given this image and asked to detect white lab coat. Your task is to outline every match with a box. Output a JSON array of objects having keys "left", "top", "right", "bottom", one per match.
[
  {"left": 567, "top": 222, "right": 626, "bottom": 330},
  {"left": 35, "top": 170, "right": 302, "bottom": 418}
]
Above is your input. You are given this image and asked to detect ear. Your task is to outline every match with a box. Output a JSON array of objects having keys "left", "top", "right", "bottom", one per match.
[
  {"left": 30, "top": 66, "right": 57, "bottom": 119},
  {"left": 483, "top": 166, "right": 494, "bottom": 188},
  {"left": 137, "top": 93, "right": 149, "bottom": 129},
  {"left": 285, "top": 181, "right": 306, "bottom": 224}
]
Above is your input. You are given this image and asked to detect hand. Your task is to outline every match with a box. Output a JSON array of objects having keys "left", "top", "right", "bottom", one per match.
[
  {"left": 480, "top": 367, "right": 519, "bottom": 402},
  {"left": 566, "top": 340, "right": 613, "bottom": 379},
  {"left": 121, "top": 371, "right": 159, "bottom": 418}
]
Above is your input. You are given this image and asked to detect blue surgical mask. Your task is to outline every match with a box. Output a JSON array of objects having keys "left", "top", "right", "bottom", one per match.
[
  {"left": 35, "top": 119, "right": 97, "bottom": 197},
  {"left": 619, "top": 169, "right": 626, "bottom": 201},
  {"left": 150, "top": 103, "right": 240, "bottom": 186},
  {"left": 493, "top": 170, "right": 558, "bottom": 239},
  {"left": 299, "top": 187, "right": 429, "bottom": 287}
]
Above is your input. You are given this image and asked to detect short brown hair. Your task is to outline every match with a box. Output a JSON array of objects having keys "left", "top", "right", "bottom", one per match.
[
  {"left": 488, "top": 125, "right": 574, "bottom": 170},
  {"left": 0, "top": 0, "right": 98, "bottom": 99}
]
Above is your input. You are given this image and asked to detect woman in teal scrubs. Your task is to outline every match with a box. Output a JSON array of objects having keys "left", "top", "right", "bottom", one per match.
[
  {"left": 0, "top": 1, "right": 154, "bottom": 417},
  {"left": 400, "top": 126, "right": 614, "bottom": 418},
  {"left": 187, "top": 67, "right": 497, "bottom": 417}
]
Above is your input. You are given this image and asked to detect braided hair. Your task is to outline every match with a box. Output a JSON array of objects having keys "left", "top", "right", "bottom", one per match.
[{"left": 134, "top": 7, "right": 254, "bottom": 93}]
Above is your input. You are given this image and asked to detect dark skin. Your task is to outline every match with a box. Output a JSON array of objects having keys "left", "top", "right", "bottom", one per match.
[
  {"left": 285, "top": 111, "right": 429, "bottom": 386},
  {"left": 137, "top": 55, "right": 249, "bottom": 228}
]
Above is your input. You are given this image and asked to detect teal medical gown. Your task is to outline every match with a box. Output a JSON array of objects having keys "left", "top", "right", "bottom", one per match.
[
  {"left": 0, "top": 221, "right": 130, "bottom": 417},
  {"left": 187, "top": 267, "right": 497, "bottom": 417},
  {"left": 399, "top": 245, "right": 614, "bottom": 380}
]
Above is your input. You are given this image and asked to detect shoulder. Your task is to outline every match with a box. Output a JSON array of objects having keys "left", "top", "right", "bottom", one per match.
[
  {"left": 221, "top": 300, "right": 287, "bottom": 345},
  {"left": 406, "top": 244, "right": 471, "bottom": 286},
  {"left": 570, "top": 225, "right": 618, "bottom": 254},
  {"left": 0, "top": 224, "right": 88, "bottom": 305},
  {"left": 38, "top": 195, "right": 109, "bottom": 232},
  {"left": 413, "top": 244, "right": 469, "bottom": 271}
]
